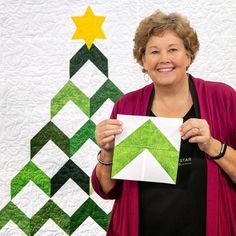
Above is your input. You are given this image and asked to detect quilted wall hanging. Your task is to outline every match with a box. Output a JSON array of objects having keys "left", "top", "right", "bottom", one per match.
[
  {"left": 1, "top": 1, "right": 236, "bottom": 235},
  {"left": 0, "top": 5, "right": 123, "bottom": 235}
]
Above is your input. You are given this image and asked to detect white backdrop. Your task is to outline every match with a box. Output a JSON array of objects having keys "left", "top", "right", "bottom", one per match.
[{"left": 1, "top": 0, "right": 236, "bottom": 235}]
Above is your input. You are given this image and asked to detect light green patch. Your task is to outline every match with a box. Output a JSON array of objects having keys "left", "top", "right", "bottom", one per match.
[
  {"left": 0, "top": 202, "right": 30, "bottom": 235},
  {"left": 51, "top": 81, "right": 90, "bottom": 118},
  {"left": 11, "top": 161, "right": 51, "bottom": 199}
]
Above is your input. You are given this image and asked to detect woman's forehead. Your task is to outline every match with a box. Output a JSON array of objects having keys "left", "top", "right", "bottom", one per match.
[{"left": 146, "top": 31, "right": 184, "bottom": 46}]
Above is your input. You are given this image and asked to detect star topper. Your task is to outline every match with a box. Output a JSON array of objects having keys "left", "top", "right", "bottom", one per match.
[{"left": 71, "top": 6, "right": 106, "bottom": 49}]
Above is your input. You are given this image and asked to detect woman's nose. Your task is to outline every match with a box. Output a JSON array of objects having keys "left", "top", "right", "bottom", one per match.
[{"left": 159, "top": 52, "right": 170, "bottom": 63}]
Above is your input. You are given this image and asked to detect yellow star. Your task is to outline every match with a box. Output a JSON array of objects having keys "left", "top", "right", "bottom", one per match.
[{"left": 71, "top": 6, "right": 106, "bottom": 49}]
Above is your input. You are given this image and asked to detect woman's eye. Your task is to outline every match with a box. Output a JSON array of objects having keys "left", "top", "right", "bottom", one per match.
[
  {"left": 169, "top": 48, "right": 178, "bottom": 52},
  {"left": 151, "top": 50, "right": 159, "bottom": 54}
]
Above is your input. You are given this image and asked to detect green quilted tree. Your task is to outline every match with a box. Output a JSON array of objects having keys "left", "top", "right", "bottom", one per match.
[{"left": 0, "top": 6, "right": 123, "bottom": 235}]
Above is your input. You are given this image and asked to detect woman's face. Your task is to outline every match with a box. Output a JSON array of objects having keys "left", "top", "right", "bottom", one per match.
[{"left": 142, "top": 30, "right": 191, "bottom": 88}]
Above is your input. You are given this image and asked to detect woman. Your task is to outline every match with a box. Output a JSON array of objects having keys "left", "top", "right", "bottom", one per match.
[{"left": 92, "top": 10, "right": 236, "bottom": 236}]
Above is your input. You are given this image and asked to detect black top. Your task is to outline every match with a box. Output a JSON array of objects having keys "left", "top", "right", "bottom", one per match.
[{"left": 139, "top": 79, "right": 206, "bottom": 236}]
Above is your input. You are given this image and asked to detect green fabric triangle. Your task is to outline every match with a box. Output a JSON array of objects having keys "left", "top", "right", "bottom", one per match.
[{"left": 112, "top": 119, "right": 179, "bottom": 182}]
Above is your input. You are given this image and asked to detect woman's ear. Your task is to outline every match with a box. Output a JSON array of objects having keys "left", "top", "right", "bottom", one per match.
[
  {"left": 186, "top": 52, "right": 192, "bottom": 68},
  {"left": 142, "top": 54, "right": 146, "bottom": 70},
  {"left": 142, "top": 68, "right": 147, "bottom": 73}
]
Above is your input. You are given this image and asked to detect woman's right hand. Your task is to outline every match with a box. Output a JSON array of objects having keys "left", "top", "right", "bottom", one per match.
[
  {"left": 95, "top": 119, "right": 122, "bottom": 193},
  {"left": 95, "top": 119, "right": 123, "bottom": 152}
]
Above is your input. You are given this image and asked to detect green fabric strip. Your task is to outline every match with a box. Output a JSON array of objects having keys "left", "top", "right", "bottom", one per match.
[
  {"left": 11, "top": 161, "right": 51, "bottom": 199},
  {"left": 0, "top": 200, "right": 109, "bottom": 235},
  {"left": 70, "top": 198, "right": 110, "bottom": 233},
  {"left": 70, "top": 44, "right": 108, "bottom": 78},
  {"left": 0, "top": 202, "right": 30, "bottom": 235},
  {"left": 31, "top": 200, "right": 70, "bottom": 235},
  {"left": 51, "top": 81, "right": 90, "bottom": 118},
  {"left": 51, "top": 160, "right": 89, "bottom": 197},
  {"left": 51, "top": 80, "right": 122, "bottom": 119},
  {"left": 70, "top": 120, "right": 96, "bottom": 156},
  {"left": 90, "top": 79, "right": 123, "bottom": 117},
  {"left": 31, "top": 121, "right": 70, "bottom": 158}
]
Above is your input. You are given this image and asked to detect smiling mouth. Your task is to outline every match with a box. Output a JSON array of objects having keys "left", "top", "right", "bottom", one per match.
[{"left": 156, "top": 67, "right": 175, "bottom": 72}]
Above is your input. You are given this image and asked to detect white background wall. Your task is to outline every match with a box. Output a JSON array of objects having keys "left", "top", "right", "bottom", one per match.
[{"left": 0, "top": 0, "right": 236, "bottom": 235}]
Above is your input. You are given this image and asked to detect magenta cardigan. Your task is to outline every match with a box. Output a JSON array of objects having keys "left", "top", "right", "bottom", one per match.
[{"left": 92, "top": 77, "right": 236, "bottom": 236}]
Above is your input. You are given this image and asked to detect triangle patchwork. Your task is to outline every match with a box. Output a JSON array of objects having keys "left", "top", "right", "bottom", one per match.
[{"left": 112, "top": 149, "right": 175, "bottom": 184}]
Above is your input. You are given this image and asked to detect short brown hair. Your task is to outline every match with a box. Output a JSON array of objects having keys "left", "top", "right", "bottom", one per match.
[{"left": 133, "top": 10, "right": 199, "bottom": 71}]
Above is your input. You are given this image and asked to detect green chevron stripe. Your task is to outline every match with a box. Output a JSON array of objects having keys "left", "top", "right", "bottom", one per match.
[
  {"left": 31, "top": 119, "right": 96, "bottom": 159},
  {"left": 51, "top": 80, "right": 89, "bottom": 118},
  {"left": 70, "top": 44, "right": 108, "bottom": 78},
  {"left": 11, "top": 161, "right": 51, "bottom": 199},
  {"left": 51, "top": 160, "right": 89, "bottom": 197},
  {"left": 112, "top": 120, "right": 179, "bottom": 181},
  {"left": 70, "top": 120, "right": 96, "bottom": 156},
  {"left": 51, "top": 80, "right": 122, "bottom": 119},
  {"left": 0, "top": 200, "right": 109, "bottom": 235},
  {"left": 31, "top": 200, "right": 70, "bottom": 235},
  {"left": 70, "top": 198, "right": 110, "bottom": 233},
  {"left": 31, "top": 121, "right": 70, "bottom": 158},
  {"left": 90, "top": 79, "right": 123, "bottom": 117},
  {"left": 0, "top": 202, "right": 30, "bottom": 235}
]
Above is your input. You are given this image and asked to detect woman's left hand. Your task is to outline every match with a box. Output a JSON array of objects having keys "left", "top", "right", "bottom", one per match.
[{"left": 179, "top": 118, "right": 214, "bottom": 155}]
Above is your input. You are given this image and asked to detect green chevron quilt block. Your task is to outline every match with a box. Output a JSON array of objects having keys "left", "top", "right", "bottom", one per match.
[{"left": 112, "top": 115, "right": 183, "bottom": 184}]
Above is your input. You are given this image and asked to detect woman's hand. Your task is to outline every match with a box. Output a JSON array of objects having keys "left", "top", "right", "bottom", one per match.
[
  {"left": 179, "top": 118, "right": 218, "bottom": 156},
  {"left": 95, "top": 119, "right": 123, "bottom": 152},
  {"left": 180, "top": 118, "right": 236, "bottom": 183},
  {"left": 95, "top": 119, "right": 123, "bottom": 193}
]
